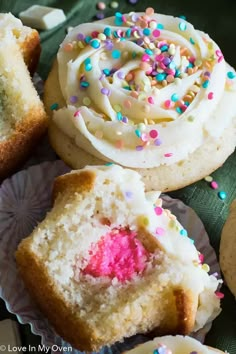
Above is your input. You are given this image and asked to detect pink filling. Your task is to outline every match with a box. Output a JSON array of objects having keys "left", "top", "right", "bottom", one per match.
[{"left": 82, "top": 227, "right": 150, "bottom": 282}]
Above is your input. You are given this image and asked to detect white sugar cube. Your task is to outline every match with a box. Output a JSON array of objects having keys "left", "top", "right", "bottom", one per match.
[{"left": 19, "top": 5, "right": 66, "bottom": 30}]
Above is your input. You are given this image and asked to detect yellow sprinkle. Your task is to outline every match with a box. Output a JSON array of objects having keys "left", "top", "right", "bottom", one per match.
[
  {"left": 98, "top": 33, "right": 106, "bottom": 41},
  {"left": 83, "top": 97, "right": 91, "bottom": 106},
  {"left": 77, "top": 41, "right": 85, "bottom": 48},
  {"left": 202, "top": 264, "right": 210, "bottom": 272},
  {"left": 114, "top": 104, "right": 121, "bottom": 112},
  {"left": 137, "top": 123, "right": 146, "bottom": 131},
  {"left": 204, "top": 175, "right": 213, "bottom": 182},
  {"left": 169, "top": 219, "right": 176, "bottom": 228}
]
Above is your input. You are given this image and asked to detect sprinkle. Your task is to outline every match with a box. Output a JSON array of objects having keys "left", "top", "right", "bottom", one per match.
[
  {"left": 171, "top": 93, "right": 179, "bottom": 102},
  {"left": 112, "top": 49, "right": 121, "bottom": 59},
  {"left": 156, "top": 73, "right": 167, "bottom": 81},
  {"left": 179, "top": 22, "right": 187, "bottom": 31},
  {"left": 202, "top": 264, "right": 210, "bottom": 272},
  {"left": 103, "top": 68, "right": 111, "bottom": 76},
  {"left": 157, "top": 23, "right": 164, "bottom": 29},
  {"left": 95, "top": 12, "right": 105, "bottom": 19},
  {"left": 97, "top": 33, "right": 106, "bottom": 40},
  {"left": 114, "top": 104, "right": 121, "bottom": 112},
  {"left": 202, "top": 80, "right": 210, "bottom": 89},
  {"left": 187, "top": 115, "right": 195, "bottom": 122},
  {"left": 208, "top": 92, "right": 214, "bottom": 100},
  {"left": 135, "top": 129, "right": 142, "bottom": 138},
  {"left": 81, "top": 81, "right": 90, "bottom": 88},
  {"left": 154, "top": 206, "right": 163, "bottom": 215},
  {"left": 227, "top": 71, "right": 236, "bottom": 79},
  {"left": 90, "top": 39, "right": 100, "bottom": 49},
  {"left": 110, "top": 1, "right": 119, "bottom": 8},
  {"left": 164, "top": 153, "right": 173, "bottom": 157},
  {"left": 63, "top": 43, "right": 73, "bottom": 52},
  {"left": 50, "top": 103, "right": 59, "bottom": 110},
  {"left": 115, "top": 139, "right": 124, "bottom": 149},
  {"left": 154, "top": 138, "right": 162, "bottom": 146},
  {"left": 73, "top": 110, "right": 80, "bottom": 117},
  {"left": 116, "top": 112, "right": 122, "bottom": 121},
  {"left": 83, "top": 97, "right": 91, "bottom": 105},
  {"left": 145, "top": 7, "right": 154, "bottom": 15},
  {"left": 105, "top": 162, "right": 114, "bottom": 166},
  {"left": 104, "top": 27, "right": 112, "bottom": 37},
  {"left": 136, "top": 145, "right": 143, "bottom": 151},
  {"left": 156, "top": 227, "right": 165, "bottom": 236},
  {"left": 210, "top": 181, "right": 218, "bottom": 190},
  {"left": 69, "top": 95, "right": 78, "bottom": 103},
  {"left": 164, "top": 100, "right": 171, "bottom": 109},
  {"left": 149, "top": 129, "right": 158, "bottom": 138},
  {"left": 123, "top": 99, "right": 132, "bottom": 109},
  {"left": 148, "top": 96, "right": 154, "bottom": 104},
  {"left": 125, "top": 191, "right": 133, "bottom": 199},
  {"left": 117, "top": 71, "right": 125, "bottom": 79},
  {"left": 85, "top": 63, "right": 92, "bottom": 71},
  {"left": 218, "top": 191, "right": 227, "bottom": 200},
  {"left": 204, "top": 175, "right": 213, "bottom": 182},
  {"left": 180, "top": 229, "right": 188, "bottom": 237},
  {"left": 215, "top": 291, "right": 224, "bottom": 299},
  {"left": 101, "top": 87, "right": 111, "bottom": 95},
  {"left": 97, "top": 1, "right": 106, "bottom": 10}
]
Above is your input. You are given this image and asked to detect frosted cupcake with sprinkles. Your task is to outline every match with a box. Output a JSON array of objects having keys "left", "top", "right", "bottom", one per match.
[{"left": 44, "top": 8, "right": 236, "bottom": 191}]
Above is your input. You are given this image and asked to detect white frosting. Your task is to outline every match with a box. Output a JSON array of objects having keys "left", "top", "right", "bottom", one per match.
[
  {"left": 124, "top": 335, "right": 221, "bottom": 353},
  {"left": 53, "top": 12, "right": 236, "bottom": 168}
]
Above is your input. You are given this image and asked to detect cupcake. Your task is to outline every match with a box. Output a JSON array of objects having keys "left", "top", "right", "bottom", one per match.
[
  {"left": 44, "top": 8, "right": 236, "bottom": 192},
  {"left": 123, "top": 335, "right": 226, "bottom": 353},
  {"left": 16, "top": 165, "right": 221, "bottom": 351}
]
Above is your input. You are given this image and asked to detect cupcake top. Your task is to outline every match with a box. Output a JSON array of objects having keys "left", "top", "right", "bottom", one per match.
[
  {"left": 52, "top": 9, "right": 236, "bottom": 169},
  {"left": 124, "top": 335, "right": 224, "bottom": 353}
]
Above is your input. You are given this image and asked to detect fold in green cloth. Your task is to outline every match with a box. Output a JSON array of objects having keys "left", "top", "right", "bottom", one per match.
[{"left": 1, "top": 0, "right": 236, "bottom": 352}]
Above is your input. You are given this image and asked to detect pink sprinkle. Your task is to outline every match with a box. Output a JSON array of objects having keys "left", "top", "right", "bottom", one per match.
[
  {"left": 159, "top": 62, "right": 166, "bottom": 70},
  {"left": 141, "top": 54, "right": 150, "bottom": 62},
  {"left": 116, "top": 29, "right": 122, "bottom": 37},
  {"left": 156, "top": 227, "right": 165, "bottom": 236},
  {"left": 149, "top": 129, "right": 158, "bottom": 139},
  {"left": 199, "top": 253, "right": 204, "bottom": 264},
  {"left": 148, "top": 96, "right": 154, "bottom": 104},
  {"left": 155, "top": 54, "right": 164, "bottom": 62},
  {"left": 74, "top": 110, "right": 81, "bottom": 117},
  {"left": 215, "top": 291, "right": 224, "bottom": 299},
  {"left": 154, "top": 206, "right": 163, "bottom": 215},
  {"left": 141, "top": 133, "right": 149, "bottom": 142},
  {"left": 208, "top": 92, "right": 214, "bottom": 100},
  {"left": 180, "top": 104, "right": 188, "bottom": 112},
  {"left": 164, "top": 153, "right": 173, "bottom": 157},
  {"left": 164, "top": 100, "right": 171, "bottom": 109},
  {"left": 210, "top": 181, "right": 218, "bottom": 190},
  {"left": 152, "top": 29, "right": 161, "bottom": 37}
]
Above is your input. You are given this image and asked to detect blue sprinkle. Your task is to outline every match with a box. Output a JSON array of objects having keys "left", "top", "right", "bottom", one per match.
[
  {"left": 113, "top": 30, "right": 119, "bottom": 38},
  {"left": 179, "top": 15, "right": 186, "bottom": 20},
  {"left": 157, "top": 23, "right": 164, "bottom": 29},
  {"left": 190, "top": 37, "right": 195, "bottom": 45},
  {"left": 50, "top": 103, "right": 59, "bottom": 110},
  {"left": 179, "top": 22, "right": 187, "bottom": 31},
  {"left": 85, "top": 63, "right": 92, "bottom": 71},
  {"left": 156, "top": 73, "right": 167, "bottom": 81},
  {"left": 145, "top": 48, "right": 153, "bottom": 55},
  {"left": 189, "top": 238, "right": 195, "bottom": 244},
  {"left": 132, "top": 51, "right": 137, "bottom": 59},
  {"left": 160, "top": 45, "right": 169, "bottom": 52},
  {"left": 175, "top": 69, "right": 181, "bottom": 77},
  {"left": 90, "top": 39, "right": 100, "bottom": 49},
  {"left": 104, "top": 27, "right": 111, "bottom": 36},
  {"left": 218, "top": 191, "right": 227, "bottom": 200},
  {"left": 202, "top": 80, "right": 210, "bottom": 89},
  {"left": 85, "top": 36, "right": 92, "bottom": 44},
  {"left": 84, "top": 58, "right": 91, "bottom": 65},
  {"left": 171, "top": 93, "right": 179, "bottom": 102},
  {"left": 103, "top": 68, "right": 111, "bottom": 76},
  {"left": 135, "top": 129, "right": 142, "bottom": 138},
  {"left": 143, "top": 28, "right": 151, "bottom": 36},
  {"left": 126, "top": 29, "right": 132, "bottom": 37},
  {"left": 105, "top": 162, "right": 114, "bottom": 166},
  {"left": 112, "top": 49, "right": 121, "bottom": 59},
  {"left": 227, "top": 71, "right": 236, "bottom": 79},
  {"left": 180, "top": 229, "right": 188, "bottom": 237},
  {"left": 176, "top": 107, "right": 182, "bottom": 114},
  {"left": 81, "top": 81, "right": 90, "bottom": 87},
  {"left": 117, "top": 112, "right": 122, "bottom": 121}
]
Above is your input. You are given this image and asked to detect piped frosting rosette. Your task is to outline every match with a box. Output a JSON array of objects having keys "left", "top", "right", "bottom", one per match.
[{"left": 54, "top": 9, "right": 236, "bottom": 168}]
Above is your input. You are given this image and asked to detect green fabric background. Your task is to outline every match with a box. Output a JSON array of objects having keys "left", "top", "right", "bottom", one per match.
[{"left": 0, "top": 0, "right": 236, "bottom": 352}]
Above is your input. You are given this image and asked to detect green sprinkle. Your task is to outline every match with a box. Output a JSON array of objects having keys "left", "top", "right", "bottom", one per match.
[{"left": 50, "top": 103, "right": 59, "bottom": 110}]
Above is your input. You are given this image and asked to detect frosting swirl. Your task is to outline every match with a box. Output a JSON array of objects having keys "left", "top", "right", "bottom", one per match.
[{"left": 54, "top": 10, "right": 236, "bottom": 168}]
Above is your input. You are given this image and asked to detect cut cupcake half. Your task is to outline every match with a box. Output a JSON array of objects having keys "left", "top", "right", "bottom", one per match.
[{"left": 16, "top": 165, "right": 221, "bottom": 351}]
